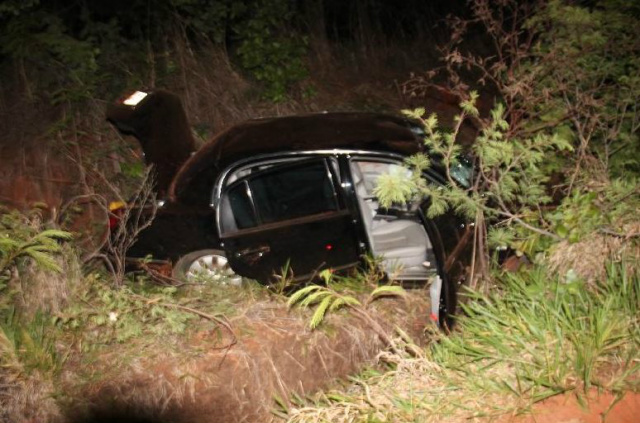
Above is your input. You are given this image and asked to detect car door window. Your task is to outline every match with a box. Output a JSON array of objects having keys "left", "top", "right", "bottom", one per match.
[
  {"left": 352, "top": 160, "right": 411, "bottom": 199},
  {"left": 220, "top": 158, "right": 339, "bottom": 234}
]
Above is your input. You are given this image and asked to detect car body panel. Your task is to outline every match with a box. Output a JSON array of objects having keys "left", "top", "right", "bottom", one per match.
[
  {"left": 106, "top": 90, "right": 473, "bottom": 326},
  {"left": 169, "top": 112, "right": 423, "bottom": 206},
  {"left": 221, "top": 210, "right": 360, "bottom": 281}
]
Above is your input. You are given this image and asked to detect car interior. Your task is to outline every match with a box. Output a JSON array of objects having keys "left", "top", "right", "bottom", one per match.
[{"left": 350, "top": 160, "right": 437, "bottom": 280}]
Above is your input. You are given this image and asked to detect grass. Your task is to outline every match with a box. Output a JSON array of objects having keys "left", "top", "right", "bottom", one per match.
[
  {"left": 0, "top": 239, "right": 275, "bottom": 422},
  {"left": 2, "top": 208, "right": 638, "bottom": 422},
  {"left": 285, "top": 259, "right": 640, "bottom": 423}
]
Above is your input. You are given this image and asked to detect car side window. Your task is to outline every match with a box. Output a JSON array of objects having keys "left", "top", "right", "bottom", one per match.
[
  {"left": 220, "top": 158, "right": 339, "bottom": 233},
  {"left": 352, "top": 160, "right": 410, "bottom": 197}
]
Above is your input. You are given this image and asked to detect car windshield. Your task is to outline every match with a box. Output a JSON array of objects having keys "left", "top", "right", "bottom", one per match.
[{"left": 449, "top": 159, "right": 473, "bottom": 188}]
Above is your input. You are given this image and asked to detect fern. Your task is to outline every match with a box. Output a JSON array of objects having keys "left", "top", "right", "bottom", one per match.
[
  {"left": 369, "top": 285, "right": 406, "bottom": 300},
  {"left": 287, "top": 285, "right": 321, "bottom": 307},
  {"left": 0, "top": 209, "right": 72, "bottom": 285},
  {"left": 310, "top": 296, "right": 334, "bottom": 329}
]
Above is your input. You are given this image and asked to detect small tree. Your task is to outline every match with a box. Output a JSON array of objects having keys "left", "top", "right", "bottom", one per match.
[
  {"left": 376, "top": 98, "right": 571, "bottom": 286},
  {"left": 379, "top": 0, "right": 640, "bottom": 286}
]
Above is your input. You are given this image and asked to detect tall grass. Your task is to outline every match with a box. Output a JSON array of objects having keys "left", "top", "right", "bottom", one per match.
[
  {"left": 435, "top": 261, "right": 639, "bottom": 400},
  {"left": 286, "top": 259, "right": 640, "bottom": 423}
]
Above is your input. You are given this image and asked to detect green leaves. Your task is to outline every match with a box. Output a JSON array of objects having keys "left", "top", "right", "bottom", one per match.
[
  {"left": 369, "top": 285, "right": 406, "bottom": 301},
  {"left": 460, "top": 91, "right": 480, "bottom": 117},
  {"left": 288, "top": 284, "right": 359, "bottom": 329},
  {"left": 433, "top": 262, "right": 640, "bottom": 398},
  {"left": 59, "top": 282, "right": 199, "bottom": 344},
  {"left": 234, "top": 0, "right": 309, "bottom": 102},
  {"left": 287, "top": 285, "right": 323, "bottom": 307},
  {"left": 287, "top": 275, "right": 404, "bottom": 330},
  {"left": 1, "top": 210, "right": 72, "bottom": 280},
  {"left": 373, "top": 167, "right": 418, "bottom": 209}
]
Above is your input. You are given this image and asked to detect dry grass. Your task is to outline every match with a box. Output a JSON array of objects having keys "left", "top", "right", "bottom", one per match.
[
  {"left": 0, "top": 339, "right": 62, "bottom": 423},
  {"left": 547, "top": 223, "right": 640, "bottom": 285},
  {"left": 17, "top": 251, "right": 81, "bottom": 316},
  {"left": 0, "top": 373, "right": 62, "bottom": 423},
  {"left": 60, "top": 290, "right": 429, "bottom": 423},
  {"left": 285, "top": 348, "right": 528, "bottom": 423}
]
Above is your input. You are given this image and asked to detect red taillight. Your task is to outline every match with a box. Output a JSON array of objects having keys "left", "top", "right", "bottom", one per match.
[
  {"left": 108, "top": 214, "right": 120, "bottom": 229},
  {"left": 108, "top": 202, "right": 126, "bottom": 229}
]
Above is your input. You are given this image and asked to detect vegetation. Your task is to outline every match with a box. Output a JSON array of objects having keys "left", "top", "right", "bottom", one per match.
[
  {"left": 1, "top": 0, "right": 639, "bottom": 422},
  {"left": 376, "top": 0, "right": 640, "bottom": 284},
  {"left": 0, "top": 208, "right": 72, "bottom": 287},
  {"left": 285, "top": 260, "right": 640, "bottom": 423},
  {"left": 284, "top": 0, "right": 640, "bottom": 421},
  {"left": 0, "top": 0, "right": 445, "bottom": 105}
]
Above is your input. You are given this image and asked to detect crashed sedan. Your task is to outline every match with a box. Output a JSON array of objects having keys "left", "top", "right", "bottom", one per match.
[{"left": 106, "top": 90, "right": 474, "bottom": 326}]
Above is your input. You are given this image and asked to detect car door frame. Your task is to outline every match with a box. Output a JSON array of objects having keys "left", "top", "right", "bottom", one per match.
[
  {"left": 341, "top": 152, "right": 473, "bottom": 328},
  {"left": 212, "top": 152, "right": 362, "bottom": 282}
]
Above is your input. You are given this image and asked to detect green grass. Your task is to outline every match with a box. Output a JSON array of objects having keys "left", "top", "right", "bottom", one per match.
[
  {"left": 1, "top": 307, "right": 63, "bottom": 376},
  {"left": 435, "top": 261, "right": 639, "bottom": 399},
  {"left": 285, "top": 259, "right": 640, "bottom": 423}
]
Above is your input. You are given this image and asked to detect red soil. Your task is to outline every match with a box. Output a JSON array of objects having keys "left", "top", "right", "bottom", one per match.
[{"left": 492, "top": 390, "right": 640, "bottom": 423}]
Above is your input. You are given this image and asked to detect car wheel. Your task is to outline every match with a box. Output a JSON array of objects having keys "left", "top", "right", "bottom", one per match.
[{"left": 173, "top": 249, "right": 243, "bottom": 286}]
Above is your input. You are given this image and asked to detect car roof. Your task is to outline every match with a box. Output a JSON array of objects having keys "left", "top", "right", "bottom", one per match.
[{"left": 169, "top": 112, "right": 423, "bottom": 202}]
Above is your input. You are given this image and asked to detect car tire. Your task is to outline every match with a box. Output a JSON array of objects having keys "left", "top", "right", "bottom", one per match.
[{"left": 172, "top": 249, "right": 243, "bottom": 286}]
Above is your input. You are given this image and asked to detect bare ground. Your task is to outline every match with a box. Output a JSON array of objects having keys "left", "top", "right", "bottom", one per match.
[{"left": 486, "top": 390, "right": 640, "bottom": 423}]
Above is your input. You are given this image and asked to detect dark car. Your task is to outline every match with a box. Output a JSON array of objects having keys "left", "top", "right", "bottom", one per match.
[{"left": 107, "top": 90, "right": 474, "bottom": 326}]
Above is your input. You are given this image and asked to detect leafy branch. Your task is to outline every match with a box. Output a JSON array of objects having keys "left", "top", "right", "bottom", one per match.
[
  {"left": 288, "top": 270, "right": 406, "bottom": 353},
  {"left": 0, "top": 209, "right": 72, "bottom": 289}
]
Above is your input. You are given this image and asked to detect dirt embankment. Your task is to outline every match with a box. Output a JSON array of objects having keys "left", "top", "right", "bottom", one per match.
[{"left": 63, "top": 291, "right": 430, "bottom": 423}]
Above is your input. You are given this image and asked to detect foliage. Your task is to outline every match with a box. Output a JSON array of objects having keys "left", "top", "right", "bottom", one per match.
[
  {"left": 376, "top": 99, "right": 573, "bottom": 283},
  {"left": 0, "top": 0, "right": 309, "bottom": 104},
  {"left": 432, "top": 261, "right": 640, "bottom": 398},
  {"left": 0, "top": 208, "right": 72, "bottom": 292},
  {"left": 284, "top": 259, "right": 640, "bottom": 423},
  {"left": 0, "top": 5, "right": 100, "bottom": 102},
  {"left": 375, "top": 1, "right": 640, "bottom": 283},
  {"left": 439, "top": 0, "right": 640, "bottom": 179},
  {"left": 440, "top": 0, "right": 640, "bottom": 176},
  {"left": 288, "top": 269, "right": 405, "bottom": 330},
  {"left": 234, "top": 0, "right": 308, "bottom": 102},
  {"left": 56, "top": 275, "right": 198, "bottom": 344},
  {"left": 0, "top": 209, "right": 71, "bottom": 389},
  {"left": 0, "top": 308, "right": 63, "bottom": 376},
  {"left": 528, "top": 0, "right": 640, "bottom": 178}
]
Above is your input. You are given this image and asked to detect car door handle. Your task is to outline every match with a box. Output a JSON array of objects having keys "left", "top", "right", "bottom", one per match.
[{"left": 235, "top": 245, "right": 271, "bottom": 258}]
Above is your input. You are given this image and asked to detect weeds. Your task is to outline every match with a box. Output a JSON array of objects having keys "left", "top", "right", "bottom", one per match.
[
  {"left": 0, "top": 208, "right": 72, "bottom": 289},
  {"left": 0, "top": 309, "right": 63, "bottom": 377},
  {"left": 0, "top": 208, "right": 71, "bottom": 422},
  {"left": 288, "top": 269, "right": 406, "bottom": 330},
  {"left": 285, "top": 259, "right": 640, "bottom": 423},
  {"left": 438, "top": 262, "right": 639, "bottom": 397},
  {"left": 287, "top": 268, "right": 408, "bottom": 358},
  {"left": 0, "top": 208, "right": 71, "bottom": 381}
]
